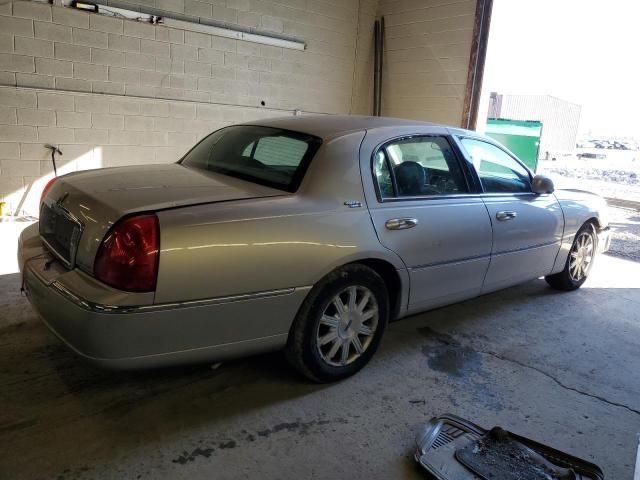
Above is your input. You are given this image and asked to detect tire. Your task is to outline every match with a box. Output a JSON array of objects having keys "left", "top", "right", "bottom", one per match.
[
  {"left": 285, "top": 264, "right": 389, "bottom": 383},
  {"left": 545, "top": 222, "right": 597, "bottom": 291}
]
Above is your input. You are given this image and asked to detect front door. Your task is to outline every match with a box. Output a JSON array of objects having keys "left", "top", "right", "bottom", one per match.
[
  {"left": 457, "top": 137, "right": 564, "bottom": 293},
  {"left": 365, "top": 133, "right": 493, "bottom": 313}
]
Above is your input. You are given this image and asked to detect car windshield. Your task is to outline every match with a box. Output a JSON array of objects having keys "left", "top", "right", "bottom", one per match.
[{"left": 180, "top": 125, "right": 322, "bottom": 192}]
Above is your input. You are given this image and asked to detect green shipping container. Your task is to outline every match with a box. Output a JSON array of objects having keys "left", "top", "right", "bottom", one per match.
[{"left": 485, "top": 118, "right": 542, "bottom": 171}]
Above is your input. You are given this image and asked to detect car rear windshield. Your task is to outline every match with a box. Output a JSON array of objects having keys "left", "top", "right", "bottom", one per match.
[{"left": 179, "top": 125, "right": 322, "bottom": 192}]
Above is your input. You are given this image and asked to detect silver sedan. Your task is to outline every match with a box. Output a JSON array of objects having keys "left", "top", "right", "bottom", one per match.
[{"left": 18, "top": 115, "right": 611, "bottom": 382}]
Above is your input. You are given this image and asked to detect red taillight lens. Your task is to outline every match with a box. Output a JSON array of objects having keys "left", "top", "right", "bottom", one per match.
[
  {"left": 94, "top": 214, "right": 159, "bottom": 292},
  {"left": 40, "top": 177, "right": 57, "bottom": 205}
]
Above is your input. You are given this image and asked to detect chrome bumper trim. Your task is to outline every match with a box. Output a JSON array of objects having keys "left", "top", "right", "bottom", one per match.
[{"left": 50, "top": 281, "right": 305, "bottom": 314}]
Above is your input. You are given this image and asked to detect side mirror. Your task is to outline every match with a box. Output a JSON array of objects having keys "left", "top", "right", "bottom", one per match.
[{"left": 532, "top": 174, "right": 555, "bottom": 194}]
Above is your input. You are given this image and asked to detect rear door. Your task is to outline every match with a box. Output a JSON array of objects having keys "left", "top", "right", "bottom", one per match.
[
  {"left": 456, "top": 137, "right": 564, "bottom": 293},
  {"left": 361, "top": 129, "right": 493, "bottom": 313}
]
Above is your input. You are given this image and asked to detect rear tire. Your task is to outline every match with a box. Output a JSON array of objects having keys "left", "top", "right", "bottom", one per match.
[
  {"left": 545, "top": 222, "right": 597, "bottom": 291},
  {"left": 285, "top": 264, "right": 389, "bottom": 383}
]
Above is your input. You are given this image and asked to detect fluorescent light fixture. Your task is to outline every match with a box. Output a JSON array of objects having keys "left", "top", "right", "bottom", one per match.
[
  {"left": 68, "top": 1, "right": 305, "bottom": 51},
  {"left": 160, "top": 17, "right": 304, "bottom": 50}
]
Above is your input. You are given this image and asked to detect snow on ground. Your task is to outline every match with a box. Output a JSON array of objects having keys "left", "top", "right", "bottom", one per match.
[{"left": 538, "top": 149, "right": 640, "bottom": 202}]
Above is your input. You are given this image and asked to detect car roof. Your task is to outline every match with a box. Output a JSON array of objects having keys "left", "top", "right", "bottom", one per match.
[{"left": 240, "top": 114, "right": 474, "bottom": 140}]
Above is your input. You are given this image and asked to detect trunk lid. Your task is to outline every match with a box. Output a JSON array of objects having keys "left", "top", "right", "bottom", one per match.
[{"left": 41, "top": 163, "right": 286, "bottom": 273}]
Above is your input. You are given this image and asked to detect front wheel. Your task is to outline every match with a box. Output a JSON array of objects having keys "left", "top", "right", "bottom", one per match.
[
  {"left": 545, "top": 222, "right": 597, "bottom": 291},
  {"left": 285, "top": 264, "right": 389, "bottom": 383}
]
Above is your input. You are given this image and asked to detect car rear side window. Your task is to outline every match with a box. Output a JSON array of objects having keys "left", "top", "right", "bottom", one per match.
[
  {"left": 459, "top": 138, "right": 531, "bottom": 193},
  {"left": 374, "top": 136, "right": 468, "bottom": 199},
  {"left": 181, "top": 126, "right": 322, "bottom": 192}
]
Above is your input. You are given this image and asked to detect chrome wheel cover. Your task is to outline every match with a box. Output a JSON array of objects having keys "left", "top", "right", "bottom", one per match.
[
  {"left": 569, "top": 231, "right": 594, "bottom": 282},
  {"left": 316, "top": 286, "right": 379, "bottom": 367}
]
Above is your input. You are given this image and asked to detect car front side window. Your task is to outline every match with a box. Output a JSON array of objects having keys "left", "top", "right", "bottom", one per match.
[
  {"left": 459, "top": 138, "right": 532, "bottom": 194},
  {"left": 374, "top": 136, "right": 468, "bottom": 199}
]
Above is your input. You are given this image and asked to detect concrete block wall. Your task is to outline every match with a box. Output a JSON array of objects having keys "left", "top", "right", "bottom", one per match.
[
  {"left": 378, "top": 0, "right": 476, "bottom": 125},
  {"left": 0, "top": 0, "right": 375, "bottom": 216}
]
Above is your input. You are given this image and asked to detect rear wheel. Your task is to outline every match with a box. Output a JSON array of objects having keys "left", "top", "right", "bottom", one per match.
[
  {"left": 545, "top": 222, "right": 597, "bottom": 291},
  {"left": 285, "top": 264, "right": 389, "bottom": 383}
]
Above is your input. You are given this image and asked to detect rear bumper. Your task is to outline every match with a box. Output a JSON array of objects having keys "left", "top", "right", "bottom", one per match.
[{"left": 19, "top": 226, "right": 307, "bottom": 369}]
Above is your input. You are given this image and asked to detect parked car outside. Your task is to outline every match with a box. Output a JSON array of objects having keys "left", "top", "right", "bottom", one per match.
[{"left": 18, "top": 116, "right": 611, "bottom": 382}]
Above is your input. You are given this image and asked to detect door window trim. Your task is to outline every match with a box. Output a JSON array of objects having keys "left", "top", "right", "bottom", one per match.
[
  {"left": 370, "top": 134, "right": 478, "bottom": 203},
  {"left": 455, "top": 135, "right": 535, "bottom": 196}
]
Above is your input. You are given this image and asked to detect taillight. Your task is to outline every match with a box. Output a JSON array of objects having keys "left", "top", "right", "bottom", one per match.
[
  {"left": 40, "top": 177, "right": 57, "bottom": 205},
  {"left": 94, "top": 214, "right": 159, "bottom": 292}
]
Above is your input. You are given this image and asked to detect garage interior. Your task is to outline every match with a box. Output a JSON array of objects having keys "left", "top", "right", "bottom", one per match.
[{"left": 1, "top": 0, "right": 639, "bottom": 478}]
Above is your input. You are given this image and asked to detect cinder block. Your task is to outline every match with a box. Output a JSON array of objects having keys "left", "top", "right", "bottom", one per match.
[
  {"left": 17, "top": 108, "right": 55, "bottom": 127},
  {"left": 260, "top": 45, "right": 282, "bottom": 59},
  {"left": 108, "top": 66, "right": 141, "bottom": 85},
  {"left": 13, "top": 1, "right": 52, "bottom": 22},
  {"left": 0, "top": 106, "right": 17, "bottom": 125},
  {"left": 74, "top": 62, "right": 108, "bottom": 81},
  {"left": 260, "top": 15, "right": 284, "bottom": 33},
  {"left": 20, "top": 142, "right": 49, "bottom": 160},
  {"left": 125, "top": 115, "right": 154, "bottom": 131},
  {"left": 35, "top": 56, "right": 71, "bottom": 76},
  {"left": 37, "top": 126, "right": 75, "bottom": 144},
  {"left": 211, "top": 65, "right": 235, "bottom": 80},
  {"left": 0, "top": 34, "right": 12, "bottom": 54},
  {"left": 140, "top": 70, "right": 167, "bottom": 87},
  {"left": 169, "top": 101, "right": 195, "bottom": 119},
  {"left": 108, "top": 34, "right": 140, "bottom": 52},
  {"left": 155, "top": 57, "right": 184, "bottom": 74},
  {"left": 156, "top": 27, "right": 184, "bottom": 44},
  {"left": 72, "top": 28, "right": 108, "bottom": 48},
  {"left": 0, "top": 88, "right": 37, "bottom": 108},
  {"left": 0, "top": 124, "right": 37, "bottom": 142},
  {"left": 168, "top": 131, "right": 196, "bottom": 146},
  {"left": 170, "top": 43, "right": 197, "bottom": 61},
  {"left": 123, "top": 20, "right": 155, "bottom": 40},
  {"left": 237, "top": 11, "right": 260, "bottom": 28},
  {"left": 109, "top": 97, "right": 140, "bottom": 115},
  {"left": 0, "top": 141, "right": 19, "bottom": 158},
  {"left": 248, "top": 56, "right": 269, "bottom": 72},
  {"left": 197, "top": 77, "right": 224, "bottom": 93},
  {"left": 184, "top": 0, "right": 211, "bottom": 18},
  {"left": 138, "top": 100, "right": 169, "bottom": 117},
  {"left": 91, "top": 112, "right": 124, "bottom": 129},
  {"left": 141, "top": 39, "right": 170, "bottom": 58},
  {"left": 184, "top": 60, "right": 210, "bottom": 76},
  {"left": 211, "top": 5, "right": 237, "bottom": 24},
  {"left": 109, "top": 129, "right": 142, "bottom": 145},
  {"left": 52, "top": 6, "right": 89, "bottom": 29},
  {"left": 55, "top": 76, "right": 92, "bottom": 92},
  {"left": 89, "top": 13, "right": 123, "bottom": 34},
  {"left": 157, "top": 0, "right": 185, "bottom": 13},
  {"left": 227, "top": 0, "right": 250, "bottom": 12},
  {"left": 74, "top": 128, "right": 108, "bottom": 144},
  {"left": 124, "top": 83, "right": 157, "bottom": 98},
  {"left": 34, "top": 21, "right": 72, "bottom": 43},
  {"left": 184, "top": 31, "right": 210, "bottom": 48},
  {"left": 15, "top": 36, "right": 53, "bottom": 58},
  {"left": 91, "top": 48, "right": 124, "bottom": 67},
  {"left": 154, "top": 116, "right": 183, "bottom": 132},
  {"left": 56, "top": 111, "right": 91, "bottom": 128},
  {"left": 155, "top": 145, "right": 184, "bottom": 163},
  {"left": 169, "top": 74, "right": 196, "bottom": 90},
  {"left": 0, "top": 54, "right": 35, "bottom": 73},
  {"left": 16, "top": 72, "right": 55, "bottom": 89},
  {"left": 125, "top": 52, "right": 155, "bottom": 71},
  {"left": 37, "top": 92, "right": 75, "bottom": 111},
  {"left": 197, "top": 47, "right": 223, "bottom": 64},
  {"left": 55, "top": 42, "right": 90, "bottom": 62},
  {"left": 0, "top": 16, "right": 33, "bottom": 37},
  {"left": 210, "top": 36, "right": 236, "bottom": 53},
  {"left": 140, "top": 131, "right": 167, "bottom": 146},
  {"left": 0, "top": 159, "right": 40, "bottom": 176},
  {"left": 91, "top": 80, "right": 125, "bottom": 95}
]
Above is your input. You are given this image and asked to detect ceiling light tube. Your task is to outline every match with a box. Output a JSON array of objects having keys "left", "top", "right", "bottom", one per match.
[{"left": 160, "top": 17, "right": 305, "bottom": 50}]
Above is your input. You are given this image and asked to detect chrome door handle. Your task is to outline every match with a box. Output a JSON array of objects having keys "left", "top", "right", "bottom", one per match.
[
  {"left": 496, "top": 211, "right": 517, "bottom": 221},
  {"left": 385, "top": 218, "right": 418, "bottom": 230}
]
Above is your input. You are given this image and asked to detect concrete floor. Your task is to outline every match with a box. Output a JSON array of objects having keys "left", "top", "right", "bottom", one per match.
[{"left": 1, "top": 254, "right": 639, "bottom": 479}]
